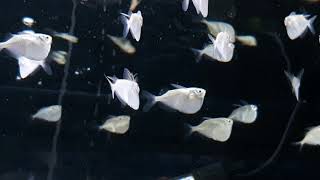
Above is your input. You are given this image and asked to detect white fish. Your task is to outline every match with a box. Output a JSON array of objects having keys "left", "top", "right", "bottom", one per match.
[
  {"left": 284, "top": 12, "right": 317, "bottom": 40},
  {"left": 106, "top": 68, "right": 140, "bottom": 110},
  {"left": 32, "top": 105, "right": 62, "bottom": 122},
  {"left": 284, "top": 69, "right": 304, "bottom": 101},
  {"left": 121, "top": 11, "right": 143, "bottom": 41},
  {"left": 182, "top": 0, "right": 208, "bottom": 17},
  {"left": 201, "top": 20, "right": 236, "bottom": 42},
  {"left": 53, "top": 32, "right": 79, "bottom": 43},
  {"left": 142, "top": 84, "right": 206, "bottom": 114},
  {"left": 228, "top": 104, "right": 258, "bottom": 124},
  {"left": 210, "top": 32, "right": 235, "bottom": 62},
  {"left": 129, "top": 0, "right": 141, "bottom": 11},
  {"left": 99, "top": 115, "right": 130, "bottom": 134},
  {"left": 294, "top": 125, "right": 320, "bottom": 151},
  {"left": 22, "top": 17, "right": 35, "bottom": 27},
  {"left": 50, "top": 51, "right": 67, "bottom": 65},
  {"left": 187, "top": 117, "right": 233, "bottom": 142},
  {"left": 107, "top": 34, "right": 136, "bottom": 54},
  {"left": 236, "top": 35, "right": 257, "bottom": 47},
  {"left": 0, "top": 31, "right": 52, "bottom": 78}
]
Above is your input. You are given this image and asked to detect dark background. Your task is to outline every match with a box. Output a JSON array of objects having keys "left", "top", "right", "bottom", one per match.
[{"left": 0, "top": 0, "right": 319, "bottom": 179}]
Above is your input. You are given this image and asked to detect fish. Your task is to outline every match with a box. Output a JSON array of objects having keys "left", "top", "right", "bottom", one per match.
[
  {"left": 32, "top": 105, "right": 62, "bottom": 122},
  {"left": 0, "top": 31, "right": 52, "bottom": 78},
  {"left": 107, "top": 34, "right": 136, "bottom": 54},
  {"left": 142, "top": 84, "right": 206, "bottom": 114},
  {"left": 129, "top": 0, "right": 141, "bottom": 11},
  {"left": 53, "top": 32, "right": 79, "bottom": 43},
  {"left": 200, "top": 20, "right": 236, "bottom": 42},
  {"left": 186, "top": 117, "right": 234, "bottom": 142},
  {"left": 228, "top": 104, "right": 258, "bottom": 124},
  {"left": 50, "top": 51, "right": 67, "bottom": 65},
  {"left": 236, "top": 35, "right": 257, "bottom": 47},
  {"left": 284, "top": 12, "right": 317, "bottom": 40},
  {"left": 99, "top": 115, "right": 130, "bottom": 134},
  {"left": 284, "top": 69, "right": 304, "bottom": 101},
  {"left": 121, "top": 11, "right": 143, "bottom": 42},
  {"left": 106, "top": 68, "right": 140, "bottom": 110},
  {"left": 293, "top": 125, "right": 320, "bottom": 151},
  {"left": 22, "top": 17, "right": 36, "bottom": 27},
  {"left": 210, "top": 32, "right": 235, "bottom": 62},
  {"left": 182, "top": 0, "right": 208, "bottom": 17}
]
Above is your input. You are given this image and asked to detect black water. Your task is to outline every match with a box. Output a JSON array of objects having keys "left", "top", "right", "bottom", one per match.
[{"left": 0, "top": 0, "right": 319, "bottom": 179}]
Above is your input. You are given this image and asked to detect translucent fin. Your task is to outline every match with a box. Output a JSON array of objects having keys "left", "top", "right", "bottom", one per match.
[
  {"left": 18, "top": 57, "right": 40, "bottom": 79},
  {"left": 123, "top": 68, "right": 135, "bottom": 81},
  {"left": 120, "top": 13, "right": 130, "bottom": 38},
  {"left": 208, "top": 34, "right": 215, "bottom": 44},
  {"left": 105, "top": 75, "right": 117, "bottom": 99},
  {"left": 182, "top": 0, "right": 189, "bottom": 11},
  {"left": 40, "top": 61, "right": 52, "bottom": 75},
  {"left": 142, "top": 90, "right": 157, "bottom": 112},
  {"left": 171, "top": 83, "right": 186, "bottom": 89},
  {"left": 297, "top": 68, "right": 304, "bottom": 81},
  {"left": 190, "top": 48, "right": 203, "bottom": 63},
  {"left": 307, "top": 15, "right": 317, "bottom": 34}
]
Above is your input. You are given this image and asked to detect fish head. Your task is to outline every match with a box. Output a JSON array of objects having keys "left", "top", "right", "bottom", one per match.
[
  {"left": 37, "top": 34, "right": 52, "bottom": 45},
  {"left": 250, "top": 104, "right": 258, "bottom": 111},
  {"left": 119, "top": 115, "right": 131, "bottom": 122},
  {"left": 226, "top": 118, "right": 233, "bottom": 126},
  {"left": 284, "top": 16, "right": 294, "bottom": 27},
  {"left": 189, "top": 88, "right": 206, "bottom": 99}
]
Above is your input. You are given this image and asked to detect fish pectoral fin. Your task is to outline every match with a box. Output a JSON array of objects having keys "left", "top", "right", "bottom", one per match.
[
  {"left": 171, "top": 83, "right": 186, "bottom": 89},
  {"left": 18, "top": 57, "right": 41, "bottom": 79}
]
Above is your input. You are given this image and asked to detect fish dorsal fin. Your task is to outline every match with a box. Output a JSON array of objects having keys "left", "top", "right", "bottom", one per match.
[
  {"left": 171, "top": 83, "right": 186, "bottom": 89},
  {"left": 202, "top": 117, "right": 212, "bottom": 120},
  {"left": 120, "top": 12, "right": 130, "bottom": 18},
  {"left": 18, "top": 30, "right": 35, "bottom": 35},
  {"left": 123, "top": 68, "right": 136, "bottom": 81},
  {"left": 290, "top": 11, "right": 296, "bottom": 16},
  {"left": 297, "top": 68, "right": 304, "bottom": 81},
  {"left": 104, "top": 74, "right": 118, "bottom": 83},
  {"left": 284, "top": 70, "right": 294, "bottom": 82},
  {"left": 106, "top": 115, "right": 116, "bottom": 119},
  {"left": 239, "top": 100, "right": 249, "bottom": 105},
  {"left": 208, "top": 34, "right": 215, "bottom": 44}
]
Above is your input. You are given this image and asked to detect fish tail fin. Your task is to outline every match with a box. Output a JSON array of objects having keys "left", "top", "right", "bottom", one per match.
[
  {"left": 190, "top": 48, "right": 203, "bottom": 63},
  {"left": 142, "top": 90, "right": 157, "bottom": 112},
  {"left": 182, "top": 0, "right": 189, "bottom": 11},
  {"left": 120, "top": 13, "right": 130, "bottom": 38},
  {"left": 292, "top": 141, "right": 304, "bottom": 152},
  {"left": 105, "top": 75, "right": 115, "bottom": 99},
  {"left": 184, "top": 123, "right": 194, "bottom": 139},
  {"left": 40, "top": 61, "right": 53, "bottom": 75},
  {"left": 308, "top": 15, "right": 317, "bottom": 34}
]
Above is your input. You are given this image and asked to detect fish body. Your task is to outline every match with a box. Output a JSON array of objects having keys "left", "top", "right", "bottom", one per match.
[
  {"left": 32, "top": 105, "right": 62, "bottom": 122},
  {"left": 121, "top": 11, "right": 143, "bottom": 41},
  {"left": 106, "top": 68, "right": 140, "bottom": 110},
  {"left": 99, "top": 115, "right": 130, "bottom": 134},
  {"left": 228, "top": 104, "right": 258, "bottom": 124},
  {"left": 142, "top": 84, "right": 206, "bottom": 114},
  {"left": 284, "top": 12, "right": 317, "bottom": 40},
  {"left": 0, "top": 31, "right": 52, "bottom": 78}
]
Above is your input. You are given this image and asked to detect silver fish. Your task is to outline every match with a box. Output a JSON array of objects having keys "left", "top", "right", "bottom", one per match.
[
  {"left": 284, "top": 69, "right": 304, "bottom": 101},
  {"left": 182, "top": 0, "right": 208, "bottom": 17},
  {"left": 99, "top": 115, "right": 130, "bottom": 134},
  {"left": 121, "top": 11, "right": 143, "bottom": 42},
  {"left": 228, "top": 104, "right": 258, "bottom": 124},
  {"left": 107, "top": 34, "right": 136, "bottom": 54},
  {"left": 142, "top": 84, "right": 206, "bottom": 114},
  {"left": 294, "top": 125, "right": 320, "bottom": 151},
  {"left": 106, "top": 68, "right": 140, "bottom": 110},
  {"left": 284, "top": 12, "right": 317, "bottom": 40},
  {"left": 32, "top": 105, "right": 62, "bottom": 122},
  {"left": 187, "top": 117, "right": 233, "bottom": 142},
  {"left": 0, "top": 31, "right": 52, "bottom": 78}
]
